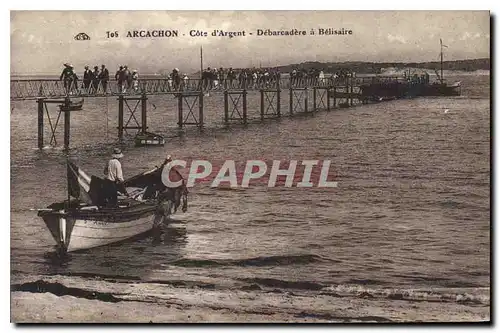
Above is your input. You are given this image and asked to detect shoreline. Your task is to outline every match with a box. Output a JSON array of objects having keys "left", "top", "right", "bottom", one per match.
[{"left": 10, "top": 274, "right": 490, "bottom": 323}]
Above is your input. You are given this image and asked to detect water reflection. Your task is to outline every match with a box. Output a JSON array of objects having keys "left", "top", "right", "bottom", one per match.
[
  {"left": 41, "top": 223, "right": 188, "bottom": 279},
  {"left": 152, "top": 220, "right": 188, "bottom": 245}
]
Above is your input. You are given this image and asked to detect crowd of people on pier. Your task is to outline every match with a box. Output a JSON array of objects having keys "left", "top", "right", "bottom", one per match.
[
  {"left": 199, "top": 67, "right": 282, "bottom": 90},
  {"left": 59, "top": 63, "right": 356, "bottom": 94},
  {"left": 197, "top": 67, "right": 355, "bottom": 90},
  {"left": 59, "top": 63, "right": 140, "bottom": 94}
]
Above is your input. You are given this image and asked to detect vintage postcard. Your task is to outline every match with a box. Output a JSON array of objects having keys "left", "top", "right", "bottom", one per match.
[{"left": 10, "top": 10, "right": 490, "bottom": 323}]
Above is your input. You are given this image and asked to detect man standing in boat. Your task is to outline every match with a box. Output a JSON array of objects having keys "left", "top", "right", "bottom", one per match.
[{"left": 103, "top": 148, "right": 128, "bottom": 206}]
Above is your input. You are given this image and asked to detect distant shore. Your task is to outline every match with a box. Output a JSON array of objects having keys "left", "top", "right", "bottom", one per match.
[
  {"left": 9, "top": 69, "right": 491, "bottom": 81},
  {"left": 10, "top": 58, "right": 490, "bottom": 78}
]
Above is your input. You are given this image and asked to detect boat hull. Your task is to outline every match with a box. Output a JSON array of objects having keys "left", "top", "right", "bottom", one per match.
[
  {"left": 41, "top": 214, "right": 155, "bottom": 252},
  {"left": 135, "top": 138, "right": 165, "bottom": 146},
  {"left": 38, "top": 201, "right": 169, "bottom": 252},
  {"left": 134, "top": 132, "right": 165, "bottom": 147},
  {"left": 419, "top": 83, "right": 461, "bottom": 96},
  {"left": 59, "top": 99, "right": 85, "bottom": 111}
]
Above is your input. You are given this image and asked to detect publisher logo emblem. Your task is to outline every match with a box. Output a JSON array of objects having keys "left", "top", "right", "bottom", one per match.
[{"left": 74, "top": 32, "right": 90, "bottom": 41}]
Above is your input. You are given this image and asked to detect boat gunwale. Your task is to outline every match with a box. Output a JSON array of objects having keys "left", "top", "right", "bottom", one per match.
[{"left": 37, "top": 200, "right": 160, "bottom": 222}]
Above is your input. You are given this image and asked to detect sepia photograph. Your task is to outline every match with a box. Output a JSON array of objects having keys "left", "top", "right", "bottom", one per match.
[{"left": 10, "top": 10, "right": 490, "bottom": 323}]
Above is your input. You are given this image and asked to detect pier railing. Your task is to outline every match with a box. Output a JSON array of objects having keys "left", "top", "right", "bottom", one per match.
[{"left": 10, "top": 76, "right": 407, "bottom": 101}]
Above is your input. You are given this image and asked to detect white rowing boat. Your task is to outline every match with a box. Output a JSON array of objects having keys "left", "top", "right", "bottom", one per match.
[{"left": 38, "top": 161, "right": 188, "bottom": 253}]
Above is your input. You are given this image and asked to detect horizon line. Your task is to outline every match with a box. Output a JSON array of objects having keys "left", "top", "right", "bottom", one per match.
[{"left": 10, "top": 57, "right": 490, "bottom": 76}]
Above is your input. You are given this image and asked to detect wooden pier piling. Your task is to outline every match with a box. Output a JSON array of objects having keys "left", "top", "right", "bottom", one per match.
[
  {"left": 63, "top": 97, "right": 70, "bottom": 150},
  {"left": 198, "top": 91, "right": 204, "bottom": 129},
  {"left": 177, "top": 93, "right": 183, "bottom": 128},
  {"left": 176, "top": 91, "right": 204, "bottom": 128},
  {"left": 260, "top": 90, "right": 265, "bottom": 121},
  {"left": 304, "top": 88, "right": 308, "bottom": 113},
  {"left": 118, "top": 95, "right": 124, "bottom": 141},
  {"left": 242, "top": 89, "right": 248, "bottom": 124},
  {"left": 349, "top": 79, "right": 354, "bottom": 106},
  {"left": 224, "top": 90, "right": 229, "bottom": 125},
  {"left": 277, "top": 88, "right": 281, "bottom": 117},
  {"left": 141, "top": 94, "right": 147, "bottom": 133},
  {"left": 345, "top": 81, "right": 349, "bottom": 106},
  {"left": 37, "top": 99, "right": 44, "bottom": 149},
  {"left": 327, "top": 88, "right": 331, "bottom": 111},
  {"left": 313, "top": 87, "right": 317, "bottom": 112},
  {"left": 333, "top": 87, "right": 337, "bottom": 107},
  {"left": 223, "top": 90, "right": 248, "bottom": 124}
]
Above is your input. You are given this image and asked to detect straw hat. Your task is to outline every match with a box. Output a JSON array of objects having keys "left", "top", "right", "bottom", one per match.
[{"left": 112, "top": 148, "right": 124, "bottom": 159}]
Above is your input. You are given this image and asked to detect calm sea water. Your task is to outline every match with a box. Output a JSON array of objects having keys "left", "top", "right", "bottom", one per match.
[{"left": 10, "top": 74, "right": 490, "bottom": 310}]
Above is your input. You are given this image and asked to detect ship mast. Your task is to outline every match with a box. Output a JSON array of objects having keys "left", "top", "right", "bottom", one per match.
[
  {"left": 200, "top": 46, "right": 203, "bottom": 81},
  {"left": 439, "top": 39, "right": 448, "bottom": 84}
]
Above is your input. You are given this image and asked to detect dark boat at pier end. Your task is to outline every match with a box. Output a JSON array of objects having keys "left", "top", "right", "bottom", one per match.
[{"left": 359, "top": 39, "right": 461, "bottom": 101}]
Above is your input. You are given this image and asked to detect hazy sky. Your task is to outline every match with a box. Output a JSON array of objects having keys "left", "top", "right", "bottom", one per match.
[{"left": 11, "top": 10, "right": 490, "bottom": 74}]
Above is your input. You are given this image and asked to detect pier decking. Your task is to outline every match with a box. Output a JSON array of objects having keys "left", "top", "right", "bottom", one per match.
[{"left": 10, "top": 77, "right": 407, "bottom": 100}]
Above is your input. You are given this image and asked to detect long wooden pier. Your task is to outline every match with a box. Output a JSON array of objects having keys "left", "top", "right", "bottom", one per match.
[
  {"left": 9, "top": 76, "right": 410, "bottom": 100},
  {"left": 10, "top": 76, "right": 425, "bottom": 150}
]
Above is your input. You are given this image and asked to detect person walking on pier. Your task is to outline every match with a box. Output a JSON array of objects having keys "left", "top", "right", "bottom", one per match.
[
  {"left": 132, "top": 70, "right": 139, "bottom": 93},
  {"left": 290, "top": 68, "right": 297, "bottom": 86},
  {"left": 263, "top": 69, "right": 270, "bottom": 88},
  {"left": 202, "top": 67, "right": 212, "bottom": 91},
  {"left": 124, "top": 66, "right": 132, "bottom": 91},
  {"left": 99, "top": 64, "right": 110, "bottom": 93},
  {"left": 172, "top": 68, "right": 181, "bottom": 91},
  {"left": 252, "top": 71, "right": 258, "bottom": 89},
  {"left": 238, "top": 70, "right": 247, "bottom": 89},
  {"left": 319, "top": 70, "right": 325, "bottom": 85},
  {"left": 60, "top": 63, "right": 78, "bottom": 95},
  {"left": 212, "top": 68, "right": 219, "bottom": 90},
  {"left": 92, "top": 66, "right": 100, "bottom": 93},
  {"left": 227, "top": 68, "right": 235, "bottom": 88},
  {"left": 83, "top": 65, "right": 92, "bottom": 91},
  {"left": 218, "top": 67, "right": 225, "bottom": 89},
  {"left": 115, "top": 66, "right": 124, "bottom": 93},
  {"left": 167, "top": 74, "right": 173, "bottom": 91}
]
